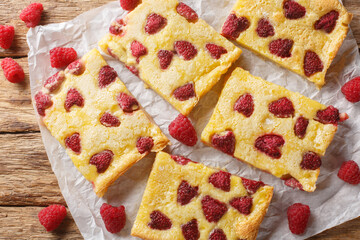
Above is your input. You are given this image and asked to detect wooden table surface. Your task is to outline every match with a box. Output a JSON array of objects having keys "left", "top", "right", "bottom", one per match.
[{"left": 0, "top": 0, "right": 359, "bottom": 239}]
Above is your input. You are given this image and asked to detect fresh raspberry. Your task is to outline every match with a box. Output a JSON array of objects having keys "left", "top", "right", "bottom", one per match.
[
  {"left": 109, "top": 18, "right": 126, "bottom": 36},
  {"left": 145, "top": 13, "right": 167, "bottom": 35},
  {"left": 230, "top": 196, "right": 253, "bottom": 215},
  {"left": 116, "top": 92, "right": 139, "bottom": 113},
  {"left": 0, "top": 25, "right": 15, "bottom": 49},
  {"left": 177, "top": 180, "right": 199, "bottom": 205},
  {"left": 181, "top": 219, "right": 200, "bottom": 240},
  {"left": 119, "top": 0, "right": 139, "bottom": 11},
  {"left": 34, "top": 91, "right": 53, "bottom": 116},
  {"left": 316, "top": 106, "right": 340, "bottom": 125},
  {"left": 284, "top": 177, "right": 304, "bottom": 191},
  {"left": 65, "top": 88, "right": 84, "bottom": 112},
  {"left": 255, "top": 134, "right": 285, "bottom": 159},
  {"left": 100, "top": 112, "right": 120, "bottom": 127},
  {"left": 221, "top": 14, "right": 250, "bottom": 40},
  {"left": 211, "top": 131, "right": 236, "bottom": 155},
  {"left": 174, "top": 41, "right": 198, "bottom": 61},
  {"left": 148, "top": 210, "right": 172, "bottom": 230},
  {"left": 50, "top": 47, "right": 77, "bottom": 68},
  {"left": 287, "top": 203, "right": 310, "bottom": 235},
  {"left": 100, "top": 203, "right": 126, "bottom": 233},
  {"left": 66, "top": 60, "right": 85, "bottom": 75},
  {"left": 205, "top": 43, "right": 228, "bottom": 60},
  {"left": 338, "top": 160, "right": 360, "bottom": 185},
  {"left": 38, "top": 205, "right": 67, "bottom": 231},
  {"left": 269, "top": 39, "right": 294, "bottom": 58},
  {"left": 176, "top": 3, "right": 198, "bottom": 22},
  {"left": 173, "top": 83, "right": 196, "bottom": 101},
  {"left": 20, "top": 3, "right": 43, "bottom": 28},
  {"left": 315, "top": 10, "right": 339, "bottom": 34},
  {"left": 90, "top": 150, "right": 114, "bottom": 173},
  {"left": 126, "top": 65, "right": 139, "bottom": 76},
  {"left": 130, "top": 40, "right": 147, "bottom": 60},
  {"left": 168, "top": 114, "right": 198, "bottom": 146},
  {"left": 209, "top": 229, "right": 227, "bottom": 240},
  {"left": 304, "top": 51, "right": 323, "bottom": 77},
  {"left": 1, "top": 58, "right": 25, "bottom": 83},
  {"left": 201, "top": 195, "right": 228, "bottom": 223},
  {"left": 300, "top": 152, "right": 321, "bottom": 170},
  {"left": 294, "top": 116, "right": 309, "bottom": 139},
  {"left": 44, "top": 71, "right": 65, "bottom": 92},
  {"left": 283, "top": 0, "right": 306, "bottom": 20},
  {"left": 341, "top": 77, "right": 360, "bottom": 103},
  {"left": 233, "top": 93, "right": 254, "bottom": 117},
  {"left": 136, "top": 136, "right": 154, "bottom": 154},
  {"left": 209, "top": 171, "right": 231, "bottom": 192},
  {"left": 65, "top": 133, "right": 81, "bottom": 154},
  {"left": 158, "top": 50, "right": 174, "bottom": 70},
  {"left": 98, "top": 65, "right": 117, "bottom": 88},
  {"left": 269, "top": 97, "right": 295, "bottom": 118},
  {"left": 171, "top": 155, "right": 194, "bottom": 165},
  {"left": 241, "top": 177, "right": 265, "bottom": 195},
  {"left": 256, "top": 18, "right": 275, "bottom": 38}
]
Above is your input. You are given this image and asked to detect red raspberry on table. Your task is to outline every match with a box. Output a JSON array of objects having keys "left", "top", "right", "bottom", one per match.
[
  {"left": 300, "top": 152, "right": 321, "bottom": 170},
  {"left": 38, "top": 205, "right": 67, "bottom": 231},
  {"left": 65, "top": 88, "right": 84, "bottom": 112},
  {"left": 50, "top": 47, "right": 77, "bottom": 68},
  {"left": 116, "top": 92, "right": 139, "bottom": 113},
  {"left": 209, "top": 171, "right": 231, "bottom": 192},
  {"left": 148, "top": 210, "right": 172, "bottom": 230},
  {"left": 174, "top": 41, "right": 198, "bottom": 61},
  {"left": 136, "top": 136, "right": 154, "bottom": 154},
  {"left": 145, "top": 13, "right": 167, "bottom": 35},
  {"left": 173, "top": 83, "right": 196, "bottom": 101},
  {"left": 34, "top": 91, "right": 53, "bottom": 116},
  {"left": 255, "top": 134, "right": 285, "bottom": 159},
  {"left": 66, "top": 59, "right": 85, "bottom": 75},
  {"left": 176, "top": 3, "right": 198, "bottom": 22},
  {"left": 294, "top": 116, "right": 309, "bottom": 139},
  {"left": 304, "top": 51, "right": 323, "bottom": 77},
  {"left": 100, "top": 203, "right": 126, "bottom": 233},
  {"left": 315, "top": 10, "right": 339, "bottom": 34},
  {"left": 256, "top": 18, "right": 275, "bottom": 38},
  {"left": 269, "top": 97, "right": 295, "bottom": 118},
  {"left": 338, "top": 160, "right": 360, "bottom": 185},
  {"left": 177, "top": 180, "right": 199, "bottom": 206},
  {"left": 0, "top": 25, "right": 15, "bottom": 49},
  {"left": 181, "top": 219, "right": 200, "bottom": 240},
  {"left": 171, "top": 155, "right": 194, "bottom": 165},
  {"left": 100, "top": 112, "right": 120, "bottom": 127},
  {"left": 341, "top": 77, "right": 360, "bottom": 103},
  {"left": 283, "top": 0, "right": 306, "bottom": 20},
  {"left": 269, "top": 39, "right": 294, "bottom": 58},
  {"left": 90, "top": 150, "right": 114, "bottom": 173},
  {"left": 221, "top": 14, "right": 250, "bottom": 40},
  {"left": 234, "top": 93, "right": 254, "bottom": 117},
  {"left": 1, "top": 58, "right": 25, "bottom": 83},
  {"left": 168, "top": 114, "right": 197, "bottom": 146},
  {"left": 98, "top": 65, "right": 117, "bottom": 88},
  {"left": 201, "top": 195, "right": 228, "bottom": 223},
  {"left": 206, "top": 43, "right": 228, "bottom": 60},
  {"left": 119, "top": 0, "right": 139, "bottom": 11},
  {"left": 209, "top": 229, "right": 227, "bottom": 240},
  {"left": 130, "top": 40, "right": 147, "bottom": 60},
  {"left": 316, "top": 106, "right": 340, "bottom": 125},
  {"left": 230, "top": 196, "right": 253, "bottom": 215},
  {"left": 241, "top": 177, "right": 265, "bottom": 195},
  {"left": 287, "top": 203, "right": 310, "bottom": 235},
  {"left": 20, "top": 3, "right": 43, "bottom": 28},
  {"left": 44, "top": 71, "right": 65, "bottom": 92},
  {"left": 284, "top": 177, "right": 304, "bottom": 191},
  {"left": 158, "top": 50, "right": 174, "bottom": 70},
  {"left": 65, "top": 133, "right": 81, "bottom": 154},
  {"left": 211, "top": 131, "right": 236, "bottom": 155}
]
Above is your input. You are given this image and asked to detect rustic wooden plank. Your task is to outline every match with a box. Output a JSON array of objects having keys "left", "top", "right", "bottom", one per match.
[
  {"left": 0, "top": 206, "right": 81, "bottom": 239},
  {"left": 345, "top": 0, "right": 360, "bottom": 45},
  {"left": 309, "top": 218, "right": 360, "bottom": 240}
]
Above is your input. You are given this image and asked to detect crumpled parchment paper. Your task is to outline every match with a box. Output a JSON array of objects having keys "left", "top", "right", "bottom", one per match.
[{"left": 27, "top": 1, "right": 360, "bottom": 239}]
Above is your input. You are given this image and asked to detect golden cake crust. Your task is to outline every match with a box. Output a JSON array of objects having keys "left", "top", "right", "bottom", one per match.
[
  {"left": 201, "top": 68, "right": 338, "bottom": 192},
  {"left": 131, "top": 151, "right": 273, "bottom": 240},
  {"left": 99, "top": 0, "right": 241, "bottom": 115}
]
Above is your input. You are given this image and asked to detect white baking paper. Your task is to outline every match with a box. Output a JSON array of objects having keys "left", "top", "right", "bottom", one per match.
[{"left": 27, "top": 1, "right": 360, "bottom": 239}]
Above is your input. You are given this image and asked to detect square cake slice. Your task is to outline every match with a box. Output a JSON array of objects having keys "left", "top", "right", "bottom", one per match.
[
  {"left": 98, "top": 0, "right": 242, "bottom": 115},
  {"left": 131, "top": 151, "right": 273, "bottom": 240},
  {"left": 33, "top": 49, "right": 169, "bottom": 197},
  {"left": 201, "top": 68, "right": 347, "bottom": 192},
  {"left": 221, "top": 0, "right": 352, "bottom": 88}
]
